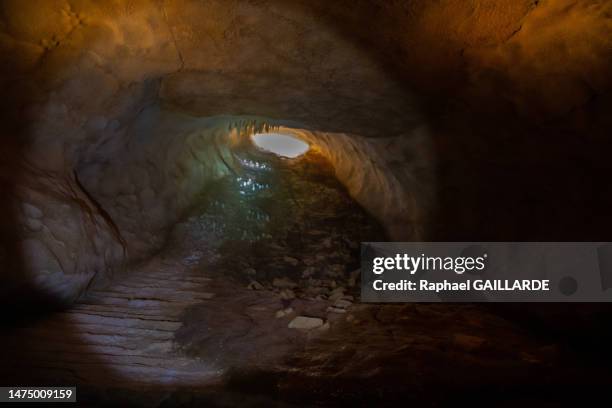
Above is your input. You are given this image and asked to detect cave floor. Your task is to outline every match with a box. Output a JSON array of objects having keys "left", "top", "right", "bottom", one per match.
[{"left": 3, "top": 150, "right": 611, "bottom": 406}]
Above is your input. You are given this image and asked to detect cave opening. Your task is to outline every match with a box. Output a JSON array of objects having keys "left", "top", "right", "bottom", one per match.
[
  {"left": 251, "top": 132, "right": 310, "bottom": 158},
  {"left": 163, "top": 129, "right": 386, "bottom": 292}
]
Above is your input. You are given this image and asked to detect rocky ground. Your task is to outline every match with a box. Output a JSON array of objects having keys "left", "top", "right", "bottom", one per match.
[
  {"left": 164, "top": 146, "right": 386, "bottom": 338},
  {"left": 157, "top": 148, "right": 612, "bottom": 406}
]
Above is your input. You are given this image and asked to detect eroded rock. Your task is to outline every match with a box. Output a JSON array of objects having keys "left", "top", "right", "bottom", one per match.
[{"left": 288, "top": 316, "right": 324, "bottom": 330}]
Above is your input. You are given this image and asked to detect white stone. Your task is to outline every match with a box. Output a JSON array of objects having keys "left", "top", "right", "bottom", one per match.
[{"left": 288, "top": 316, "right": 324, "bottom": 330}]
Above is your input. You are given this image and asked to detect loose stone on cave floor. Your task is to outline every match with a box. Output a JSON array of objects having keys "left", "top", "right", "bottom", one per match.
[
  {"left": 279, "top": 289, "right": 295, "bottom": 300},
  {"left": 248, "top": 280, "right": 264, "bottom": 290},
  {"left": 334, "top": 299, "right": 352, "bottom": 309},
  {"left": 288, "top": 316, "right": 324, "bottom": 330},
  {"left": 272, "top": 277, "right": 297, "bottom": 289},
  {"left": 275, "top": 307, "right": 294, "bottom": 318},
  {"left": 283, "top": 256, "right": 299, "bottom": 266},
  {"left": 327, "top": 306, "right": 347, "bottom": 314}
]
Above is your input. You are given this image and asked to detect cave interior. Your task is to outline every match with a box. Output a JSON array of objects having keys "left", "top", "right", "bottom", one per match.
[{"left": 1, "top": 0, "right": 612, "bottom": 406}]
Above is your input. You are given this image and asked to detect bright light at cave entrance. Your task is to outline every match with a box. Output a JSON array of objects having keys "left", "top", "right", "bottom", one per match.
[{"left": 251, "top": 133, "right": 309, "bottom": 158}]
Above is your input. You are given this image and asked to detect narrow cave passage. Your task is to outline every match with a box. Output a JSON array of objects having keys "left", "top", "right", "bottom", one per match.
[
  {"left": 149, "top": 136, "right": 389, "bottom": 371},
  {"left": 164, "top": 135, "right": 386, "bottom": 288}
]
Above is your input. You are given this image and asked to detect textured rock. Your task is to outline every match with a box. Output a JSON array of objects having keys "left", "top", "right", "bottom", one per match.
[
  {"left": 247, "top": 280, "right": 264, "bottom": 291},
  {"left": 272, "top": 277, "right": 298, "bottom": 289},
  {"left": 0, "top": 0, "right": 610, "bottom": 305},
  {"left": 275, "top": 307, "right": 294, "bottom": 319},
  {"left": 288, "top": 316, "right": 324, "bottom": 330},
  {"left": 327, "top": 307, "right": 347, "bottom": 314}
]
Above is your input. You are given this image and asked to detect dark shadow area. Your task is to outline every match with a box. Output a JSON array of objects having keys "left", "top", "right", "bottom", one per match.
[
  {"left": 0, "top": 31, "right": 121, "bottom": 397},
  {"left": 290, "top": 0, "right": 612, "bottom": 375},
  {"left": 0, "top": 50, "right": 64, "bottom": 325}
]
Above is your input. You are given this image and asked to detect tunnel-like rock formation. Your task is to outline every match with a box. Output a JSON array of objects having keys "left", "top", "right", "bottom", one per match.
[
  {"left": 0, "top": 1, "right": 611, "bottom": 405},
  {"left": 1, "top": 0, "right": 440, "bottom": 303},
  {"left": 3, "top": 0, "right": 609, "bottom": 304}
]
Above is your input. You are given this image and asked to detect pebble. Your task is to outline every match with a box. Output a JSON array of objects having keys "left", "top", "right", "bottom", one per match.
[
  {"left": 280, "top": 289, "right": 295, "bottom": 300},
  {"left": 348, "top": 269, "right": 360, "bottom": 287},
  {"left": 305, "top": 286, "right": 328, "bottom": 297},
  {"left": 318, "top": 322, "right": 330, "bottom": 331},
  {"left": 328, "top": 287, "right": 345, "bottom": 301},
  {"left": 272, "top": 277, "right": 297, "bottom": 289},
  {"left": 334, "top": 299, "right": 352, "bottom": 309},
  {"left": 25, "top": 218, "right": 43, "bottom": 232},
  {"left": 283, "top": 256, "right": 299, "bottom": 266},
  {"left": 247, "top": 280, "right": 264, "bottom": 290},
  {"left": 327, "top": 306, "right": 346, "bottom": 314},
  {"left": 302, "top": 266, "right": 316, "bottom": 278},
  {"left": 275, "top": 307, "right": 294, "bottom": 318},
  {"left": 303, "top": 257, "right": 316, "bottom": 266},
  {"left": 288, "top": 316, "right": 324, "bottom": 330},
  {"left": 329, "top": 291, "right": 345, "bottom": 303}
]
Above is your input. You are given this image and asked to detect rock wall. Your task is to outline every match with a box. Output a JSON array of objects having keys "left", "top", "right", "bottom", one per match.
[
  {"left": 0, "top": 0, "right": 609, "bottom": 304},
  {"left": 78, "top": 109, "right": 241, "bottom": 261},
  {"left": 282, "top": 127, "right": 434, "bottom": 240},
  {"left": 6, "top": 171, "right": 125, "bottom": 305}
]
